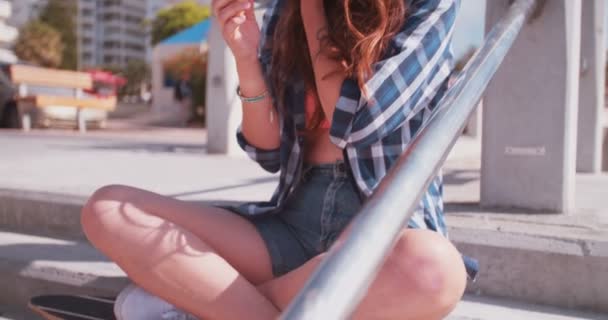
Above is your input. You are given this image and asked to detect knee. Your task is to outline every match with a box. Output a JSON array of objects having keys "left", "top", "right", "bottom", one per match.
[
  {"left": 388, "top": 229, "right": 466, "bottom": 315},
  {"left": 81, "top": 184, "right": 136, "bottom": 243}
]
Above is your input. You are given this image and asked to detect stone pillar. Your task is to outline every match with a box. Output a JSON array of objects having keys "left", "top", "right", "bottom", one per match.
[
  {"left": 577, "top": 0, "right": 605, "bottom": 173},
  {"left": 481, "top": 0, "right": 581, "bottom": 213},
  {"left": 603, "top": 127, "right": 608, "bottom": 171},
  {"left": 464, "top": 102, "right": 482, "bottom": 138},
  {"left": 205, "top": 18, "right": 242, "bottom": 155}
]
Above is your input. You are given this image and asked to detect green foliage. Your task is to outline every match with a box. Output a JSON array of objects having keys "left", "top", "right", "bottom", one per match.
[
  {"left": 14, "top": 21, "right": 64, "bottom": 68},
  {"left": 163, "top": 48, "right": 208, "bottom": 124},
  {"left": 39, "top": 0, "right": 77, "bottom": 70},
  {"left": 122, "top": 59, "right": 151, "bottom": 96},
  {"left": 101, "top": 60, "right": 151, "bottom": 98},
  {"left": 150, "top": 1, "right": 211, "bottom": 46}
]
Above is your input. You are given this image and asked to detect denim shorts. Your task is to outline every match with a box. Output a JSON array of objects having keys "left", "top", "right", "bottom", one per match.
[
  {"left": 243, "top": 162, "right": 362, "bottom": 276},
  {"left": 221, "top": 161, "right": 479, "bottom": 280}
]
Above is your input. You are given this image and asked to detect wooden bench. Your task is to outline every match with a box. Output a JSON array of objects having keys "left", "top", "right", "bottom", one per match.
[{"left": 10, "top": 65, "right": 117, "bottom": 132}]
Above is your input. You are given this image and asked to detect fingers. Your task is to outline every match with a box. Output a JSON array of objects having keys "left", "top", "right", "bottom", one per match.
[
  {"left": 211, "top": 0, "right": 236, "bottom": 16},
  {"left": 223, "top": 19, "right": 241, "bottom": 40},
  {"left": 223, "top": 9, "right": 249, "bottom": 39},
  {"left": 243, "top": 0, "right": 256, "bottom": 20},
  {"left": 220, "top": 2, "right": 248, "bottom": 24},
  {"left": 217, "top": 0, "right": 251, "bottom": 29}
]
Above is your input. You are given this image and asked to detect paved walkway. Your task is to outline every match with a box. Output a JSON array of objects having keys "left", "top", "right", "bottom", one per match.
[{"left": 1, "top": 128, "right": 607, "bottom": 248}]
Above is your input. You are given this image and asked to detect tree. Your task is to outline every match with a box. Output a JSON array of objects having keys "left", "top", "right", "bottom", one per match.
[
  {"left": 163, "top": 48, "right": 208, "bottom": 124},
  {"left": 39, "top": 0, "right": 77, "bottom": 70},
  {"left": 122, "top": 59, "right": 151, "bottom": 97},
  {"left": 101, "top": 60, "right": 150, "bottom": 98},
  {"left": 150, "top": 1, "right": 211, "bottom": 46},
  {"left": 14, "top": 21, "right": 64, "bottom": 68}
]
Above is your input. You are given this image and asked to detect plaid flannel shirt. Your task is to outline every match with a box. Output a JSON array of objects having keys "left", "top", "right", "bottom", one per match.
[{"left": 236, "top": 0, "right": 459, "bottom": 234}]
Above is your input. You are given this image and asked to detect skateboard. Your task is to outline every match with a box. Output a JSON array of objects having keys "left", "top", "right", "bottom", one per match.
[{"left": 28, "top": 294, "right": 116, "bottom": 320}]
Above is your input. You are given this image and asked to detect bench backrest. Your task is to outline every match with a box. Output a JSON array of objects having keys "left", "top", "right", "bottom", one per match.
[{"left": 10, "top": 65, "right": 92, "bottom": 90}]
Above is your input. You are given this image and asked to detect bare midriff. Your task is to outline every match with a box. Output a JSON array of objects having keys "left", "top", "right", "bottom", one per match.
[{"left": 303, "top": 129, "right": 344, "bottom": 164}]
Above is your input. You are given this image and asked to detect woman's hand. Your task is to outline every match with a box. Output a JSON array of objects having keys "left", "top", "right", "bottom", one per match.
[{"left": 212, "top": 0, "right": 260, "bottom": 63}]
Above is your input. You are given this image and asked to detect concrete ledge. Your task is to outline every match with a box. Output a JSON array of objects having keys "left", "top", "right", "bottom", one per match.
[
  {"left": 448, "top": 295, "right": 606, "bottom": 320},
  {"left": 2, "top": 189, "right": 608, "bottom": 313},
  {"left": 0, "top": 230, "right": 605, "bottom": 320},
  {"left": 0, "top": 307, "right": 40, "bottom": 320},
  {"left": 0, "top": 189, "right": 245, "bottom": 240},
  {"left": 0, "top": 189, "right": 86, "bottom": 240},
  {"left": 0, "top": 231, "right": 128, "bottom": 309},
  {"left": 448, "top": 212, "right": 608, "bottom": 313}
]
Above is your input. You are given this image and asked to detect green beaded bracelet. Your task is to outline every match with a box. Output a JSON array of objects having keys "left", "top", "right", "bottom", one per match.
[{"left": 236, "top": 86, "right": 268, "bottom": 103}]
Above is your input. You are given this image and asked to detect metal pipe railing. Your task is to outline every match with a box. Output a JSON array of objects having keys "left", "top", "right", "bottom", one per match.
[{"left": 280, "top": 0, "right": 543, "bottom": 318}]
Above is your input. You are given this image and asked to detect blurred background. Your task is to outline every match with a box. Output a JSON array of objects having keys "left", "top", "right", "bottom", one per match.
[
  {"left": 0, "top": 1, "right": 607, "bottom": 319},
  {"left": 0, "top": 0, "right": 490, "bottom": 130}
]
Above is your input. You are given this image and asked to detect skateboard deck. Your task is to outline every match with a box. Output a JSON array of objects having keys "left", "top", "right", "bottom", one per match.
[{"left": 28, "top": 295, "right": 116, "bottom": 320}]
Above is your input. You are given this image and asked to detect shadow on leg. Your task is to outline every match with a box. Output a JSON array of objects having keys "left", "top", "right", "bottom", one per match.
[{"left": 81, "top": 184, "right": 279, "bottom": 320}]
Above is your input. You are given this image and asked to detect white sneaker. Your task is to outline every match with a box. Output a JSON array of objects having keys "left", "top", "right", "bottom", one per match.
[{"left": 114, "top": 284, "right": 198, "bottom": 320}]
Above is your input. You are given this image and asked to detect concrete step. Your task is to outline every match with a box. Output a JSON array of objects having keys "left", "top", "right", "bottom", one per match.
[
  {"left": 1, "top": 298, "right": 604, "bottom": 320},
  {"left": 447, "top": 210, "right": 608, "bottom": 314},
  {"left": 0, "top": 306, "right": 41, "bottom": 320},
  {"left": 2, "top": 190, "right": 608, "bottom": 314},
  {"left": 0, "top": 231, "right": 128, "bottom": 311},
  {"left": 447, "top": 295, "right": 606, "bottom": 320},
  {"left": 0, "top": 231, "right": 605, "bottom": 319},
  {"left": 0, "top": 189, "right": 85, "bottom": 240}
]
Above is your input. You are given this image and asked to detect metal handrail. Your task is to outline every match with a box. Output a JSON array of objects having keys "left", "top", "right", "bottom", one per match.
[{"left": 280, "top": 0, "right": 542, "bottom": 318}]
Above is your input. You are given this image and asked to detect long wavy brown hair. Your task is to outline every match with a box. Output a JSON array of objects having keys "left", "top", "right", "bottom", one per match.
[{"left": 270, "top": 0, "right": 407, "bottom": 130}]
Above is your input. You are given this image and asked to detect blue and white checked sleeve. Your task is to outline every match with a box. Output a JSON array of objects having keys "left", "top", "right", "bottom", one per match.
[
  {"left": 236, "top": 127, "right": 281, "bottom": 173},
  {"left": 330, "top": 0, "right": 459, "bottom": 149}
]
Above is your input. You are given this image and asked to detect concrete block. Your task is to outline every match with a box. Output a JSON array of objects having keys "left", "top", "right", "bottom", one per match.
[
  {"left": 577, "top": 0, "right": 605, "bottom": 173},
  {"left": 464, "top": 101, "right": 482, "bottom": 138},
  {"left": 449, "top": 226, "right": 608, "bottom": 313},
  {"left": 0, "top": 307, "right": 40, "bottom": 320},
  {"left": 603, "top": 125, "right": 607, "bottom": 172},
  {"left": 481, "top": 0, "right": 582, "bottom": 212},
  {"left": 448, "top": 295, "right": 606, "bottom": 320},
  {"left": 0, "top": 190, "right": 85, "bottom": 240}
]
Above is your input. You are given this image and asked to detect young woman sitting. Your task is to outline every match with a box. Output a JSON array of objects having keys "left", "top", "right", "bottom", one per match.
[{"left": 81, "top": 0, "right": 477, "bottom": 319}]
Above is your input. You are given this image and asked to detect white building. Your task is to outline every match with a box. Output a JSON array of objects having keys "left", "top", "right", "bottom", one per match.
[
  {"left": 78, "top": 0, "right": 148, "bottom": 68},
  {"left": 8, "top": 0, "right": 148, "bottom": 68},
  {"left": 6, "top": 0, "right": 47, "bottom": 28},
  {"left": 0, "top": 0, "right": 18, "bottom": 63},
  {"left": 6, "top": 0, "right": 214, "bottom": 68}
]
